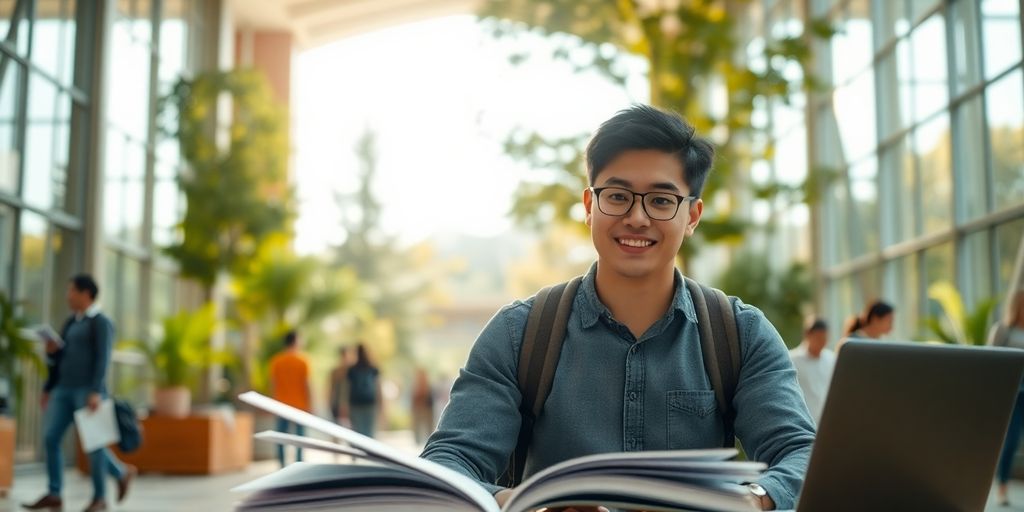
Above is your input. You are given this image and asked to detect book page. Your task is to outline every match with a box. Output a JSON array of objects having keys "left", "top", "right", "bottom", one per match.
[
  {"left": 253, "top": 430, "right": 374, "bottom": 460},
  {"left": 239, "top": 391, "right": 498, "bottom": 512}
]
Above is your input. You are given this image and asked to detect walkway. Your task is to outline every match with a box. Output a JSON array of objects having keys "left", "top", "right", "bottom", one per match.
[{"left": 3, "top": 430, "right": 1024, "bottom": 511}]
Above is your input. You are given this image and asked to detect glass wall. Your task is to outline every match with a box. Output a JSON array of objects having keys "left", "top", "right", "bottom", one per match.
[
  {"left": 808, "top": 0, "right": 1024, "bottom": 341},
  {"left": 0, "top": 0, "right": 205, "bottom": 462}
]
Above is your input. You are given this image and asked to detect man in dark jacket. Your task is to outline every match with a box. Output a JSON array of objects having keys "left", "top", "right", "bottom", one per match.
[{"left": 23, "top": 274, "right": 136, "bottom": 512}]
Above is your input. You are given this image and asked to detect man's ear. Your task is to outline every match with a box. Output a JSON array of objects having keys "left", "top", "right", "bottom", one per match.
[
  {"left": 583, "top": 188, "right": 593, "bottom": 227},
  {"left": 685, "top": 198, "right": 703, "bottom": 237}
]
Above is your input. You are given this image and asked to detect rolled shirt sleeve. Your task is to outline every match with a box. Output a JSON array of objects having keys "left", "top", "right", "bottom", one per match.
[
  {"left": 732, "top": 300, "right": 817, "bottom": 509},
  {"left": 421, "top": 303, "right": 529, "bottom": 495}
]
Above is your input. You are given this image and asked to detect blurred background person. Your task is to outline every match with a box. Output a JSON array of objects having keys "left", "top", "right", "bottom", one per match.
[
  {"left": 268, "top": 330, "right": 311, "bottom": 467},
  {"left": 991, "top": 289, "right": 1024, "bottom": 506},
  {"left": 411, "top": 367, "right": 435, "bottom": 445},
  {"left": 788, "top": 318, "right": 835, "bottom": 424},
  {"left": 328, "top": 345, "right": 354, "bottom": 427},
  {"left": 347, "top": 343, "right": 382, "bottom": 438},
  {"left": 838, "top": 300, "right": 894, "bottom": 351}
]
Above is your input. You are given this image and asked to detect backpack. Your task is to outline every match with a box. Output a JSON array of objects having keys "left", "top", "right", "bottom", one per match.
[
  {"left": 113, "top": 398, "right": 143, "bottom": 452},
  {"left": 497, "top": 275, "right": 741, "bottom": 487},
  {"left": 348, "top": 365, "right": 378, "bottom": 406}
]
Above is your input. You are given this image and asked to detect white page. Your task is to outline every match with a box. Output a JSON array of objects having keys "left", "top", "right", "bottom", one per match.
[
  {"left": 504, "top": 474, "right": 758, "bottom": 512},
  {"left": 253, "top": 430, "right": 373, "bottom": 460},
  {"left": 239, "top": 391, "right": 498, "bottom": 512},
  {"left": 74, "top": 399, "right": 120, "bottom": 453}
]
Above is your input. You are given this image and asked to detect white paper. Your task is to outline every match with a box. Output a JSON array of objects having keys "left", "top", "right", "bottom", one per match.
[
  {"left": 74, "top": 399, "right": 120, "bottom": 452},
  {"left": 20, "top": 324, "right": 65, "bottom": 348}
]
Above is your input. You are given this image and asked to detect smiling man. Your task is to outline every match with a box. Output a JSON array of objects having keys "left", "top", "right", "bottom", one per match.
[{"left": 421, "top": 105, "right": 816, "bottom": 510}]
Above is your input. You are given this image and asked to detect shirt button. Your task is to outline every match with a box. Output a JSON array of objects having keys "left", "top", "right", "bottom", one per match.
[
  {"left": 630, "top": 345, "right": 638, "bottom": 354},
  {"left": 629, "top": 391, "right": 637, "bottom": 401}
]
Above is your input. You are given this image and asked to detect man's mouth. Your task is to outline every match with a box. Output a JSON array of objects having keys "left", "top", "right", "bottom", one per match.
[{"left": 617, "top": 238, "right": 655, "bottom": 248}]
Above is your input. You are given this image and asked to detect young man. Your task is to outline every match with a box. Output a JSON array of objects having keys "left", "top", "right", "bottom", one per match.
[
  {"left": 24, "top": 274, "right": 136, "bottom": 512},
  {"left": 421, "top": 105, "right": 816, "bottom": 510},
  {"left": 268, "top": 330, "right": 312, "bottom": 467},
  {"left": 789, "top": 318, "right": 836, "bottom": 423}
]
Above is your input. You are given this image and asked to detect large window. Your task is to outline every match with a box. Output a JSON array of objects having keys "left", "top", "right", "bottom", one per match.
[{"left": 813, "top": 0, "right": 1024, "bottom": 339}]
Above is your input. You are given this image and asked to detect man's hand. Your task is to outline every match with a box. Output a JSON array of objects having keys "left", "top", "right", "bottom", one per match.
[
  {"left": 494, "top": 489, "right": 609, "bottom": 512},
  {"left": 44, "top": 339, "right": 60, "bottom": 354},
  {"left": 87, "top": 392, "right": 101, "bottom": 412},
  {"left": 41, "top": 392, "right": 49, "bottom": 409}
]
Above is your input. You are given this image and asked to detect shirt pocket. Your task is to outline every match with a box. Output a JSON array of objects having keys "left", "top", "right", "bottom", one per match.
[{"left": 666, "top": 389, "right": 719, "bottom": 449}]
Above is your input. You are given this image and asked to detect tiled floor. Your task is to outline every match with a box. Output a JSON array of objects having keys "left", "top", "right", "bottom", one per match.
[{"left": 4, "top": 430, "right": 1024, "bottom": 511}]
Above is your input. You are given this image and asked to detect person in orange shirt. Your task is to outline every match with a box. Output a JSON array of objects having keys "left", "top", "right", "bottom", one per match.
[{"left": 268, "top": 330, "right": 311, "bottom": 467}]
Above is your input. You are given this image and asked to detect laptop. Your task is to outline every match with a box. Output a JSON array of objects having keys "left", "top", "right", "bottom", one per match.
[{"left": 796, "top": 340, "right": 1024, "bottom": 512}]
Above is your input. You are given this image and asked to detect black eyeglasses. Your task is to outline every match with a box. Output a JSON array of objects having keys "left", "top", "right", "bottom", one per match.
[{"left": 590, "top": 186, "right": 695, "bottom": 221}]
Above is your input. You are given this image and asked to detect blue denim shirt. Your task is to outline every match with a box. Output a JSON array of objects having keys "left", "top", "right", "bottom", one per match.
[{"left": 421, "top": 264, "right": 816, "bottom": 508}]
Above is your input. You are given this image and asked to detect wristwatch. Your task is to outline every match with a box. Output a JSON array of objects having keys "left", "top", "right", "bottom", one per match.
[{"left": 746, "top": 483, "right": 769, "bottom": 509}]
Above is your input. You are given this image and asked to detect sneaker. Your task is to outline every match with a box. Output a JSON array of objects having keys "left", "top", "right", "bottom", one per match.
[
  {"left": 22, "top": 494, "right": 63, "bottom": 511},
  {"left": 117, "top": 464, "right": 138, "bottom": 503}
]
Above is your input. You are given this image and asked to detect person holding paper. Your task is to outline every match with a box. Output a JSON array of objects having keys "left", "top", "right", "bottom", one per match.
[
  {"left": 421, "top": 105, "right": 816, "bottom": 510},
  {"left": 23, "top": 274, "right": 136, "bottom": 512}
]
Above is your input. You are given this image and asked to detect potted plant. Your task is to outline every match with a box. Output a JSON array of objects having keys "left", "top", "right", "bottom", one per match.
[
  {"left": 123, "top": 304, "right": 231, "bottom": 418},
  {"left": 0, "top": 291, "right": 43, "bottom": 492}
]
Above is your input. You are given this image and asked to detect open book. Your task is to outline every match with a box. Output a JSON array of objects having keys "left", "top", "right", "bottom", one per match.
[{"left": 235, "top": 391, "right": 766, "bottom": 512}]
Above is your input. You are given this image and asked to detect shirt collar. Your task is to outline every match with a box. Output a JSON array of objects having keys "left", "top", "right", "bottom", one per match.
[
  {"left": 76, "top": 303, "right": 101, "bottom": 321},
  {"left": 577, "top": 262, "right": 698, "bottom": 329}
]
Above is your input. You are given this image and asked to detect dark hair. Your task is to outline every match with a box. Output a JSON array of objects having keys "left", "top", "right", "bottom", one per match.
[
  {"left": 844, "top": 300, "right": 894, "bottom": 336},
  {"left": 283, "top": 330, "right": 298, "bottom": 347},
  {"left": 585, "top": 104, "right": 715, "bottom": 197},
  {"left": 805, "top": 317, "right": 828, "bottom": 334},
  {"left": 69, "top": 274, "right": 99, "bottom": 300},
  {"left": 354, "top": 343, "right": 373, "bottom": 368}
]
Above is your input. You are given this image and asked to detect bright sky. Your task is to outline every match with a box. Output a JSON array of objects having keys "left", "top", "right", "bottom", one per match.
[{"left": 293, "top": 15, "right": 648, "bottom": 254}]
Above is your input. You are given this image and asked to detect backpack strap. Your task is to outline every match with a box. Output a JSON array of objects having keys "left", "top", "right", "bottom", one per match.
[
  {"left": 684, "top": 277, "right": 741, "bottom": 448},
  {"left": 500, "top": 276, "right": 582, "bottom": 487}
]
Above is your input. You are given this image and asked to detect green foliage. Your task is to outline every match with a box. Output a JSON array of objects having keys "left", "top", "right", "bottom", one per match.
[
  {"left": 161, "top": 69, "right": 294, "bottom": 291},
  {"left": 0, "top": 291, "right": 44, "bottom": 414},
  {"left": 121, "top": 304, "right": 233, "bottom": 388},
  {"left": 480, "top": 1, "right": 834, "bottom": 259},
  {"left": 713, "top": 252, "right": 813, "bottom": 347},
  {"left": 925, "top": 282, "right": 996, "bottom": 346},
  {"left": 233, "top": 242, "right": 371, "bottom": 393}
]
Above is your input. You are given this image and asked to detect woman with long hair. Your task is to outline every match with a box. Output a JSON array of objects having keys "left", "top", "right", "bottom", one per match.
[
  {"left": 837, "top": 300, "right": 895, "bottom": 353},
  {"left": 991, "top": 290, "right": 1024, "bottom": 506}
]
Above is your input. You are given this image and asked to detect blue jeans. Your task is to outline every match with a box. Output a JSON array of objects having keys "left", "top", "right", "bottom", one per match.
[
  {"left": 275, "top": 417, "right": 304, "bottom": 467},
  {"left": 44, "top": 387, "right": 125, "bottom": 500},
  {"left": 998, "top": 391, "right": 1024, "bottom": 484},
  {"left": 350, "top": 404, "right": 376, "bottom": 438}
]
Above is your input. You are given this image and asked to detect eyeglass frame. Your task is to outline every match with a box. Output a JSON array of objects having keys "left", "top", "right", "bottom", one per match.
[{"left": 589, "top": 186, "right": 696, "bottom": 221}]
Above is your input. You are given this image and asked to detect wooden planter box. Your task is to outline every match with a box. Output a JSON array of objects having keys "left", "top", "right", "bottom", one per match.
[
  {"left": 0, "top": 417, "right": 14, "bottom": 496},
  {"left": 77, "top": 411, "right": 252, "bottom": 475}
]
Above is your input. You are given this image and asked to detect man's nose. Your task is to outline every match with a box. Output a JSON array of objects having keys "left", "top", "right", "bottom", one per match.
[{"left": 622, "top": 196, "right": 652, "bottom": 226}]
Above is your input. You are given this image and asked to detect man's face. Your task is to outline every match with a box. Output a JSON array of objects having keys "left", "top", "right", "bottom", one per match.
[
  {"left": 807, "top": 329, "right": 827, "bottom": 355},
  {"left": 583, "top": 149, "right": 702, "bottom": 280},
  {"left": 66, "top": 284, "right": 90, "bottom": 311}
]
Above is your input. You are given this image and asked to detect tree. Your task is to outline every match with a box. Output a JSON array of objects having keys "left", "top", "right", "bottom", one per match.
[
  {"left": 161, "top": 69, "right": 294, "bottom": 295},
  {"left": 333, "top": 130, "right": 443, "bottom": 362},
  {"left": 480, "top": 1, "right": 832, "bottom": 267},
  {"left": 714, "top": 251, "right": 812, "bottom": 346},
  {"left": 233, "top": 239, "right": 370, "bottom": 392}
]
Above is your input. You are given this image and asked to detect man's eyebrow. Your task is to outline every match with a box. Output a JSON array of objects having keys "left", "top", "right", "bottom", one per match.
[{"left": 600, "top": 177, "right": 682, "bottom": 193}]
